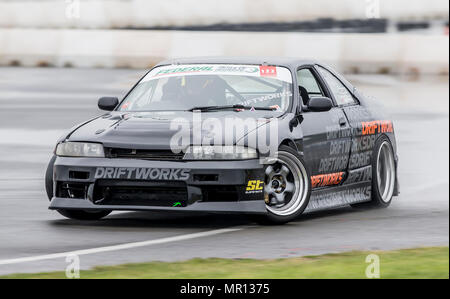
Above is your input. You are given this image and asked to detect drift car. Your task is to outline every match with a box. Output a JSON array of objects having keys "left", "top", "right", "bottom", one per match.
[{"left": 45, "top": 57, "right": 399, "bottom": 224}]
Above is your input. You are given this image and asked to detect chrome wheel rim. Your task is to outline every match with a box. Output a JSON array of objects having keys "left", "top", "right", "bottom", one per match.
[
  {"left": 265, "top": 152, "right": 309, "bottom": 216},
  {"left": 376, "top": 141, "right": 396, "bottom": 203}
]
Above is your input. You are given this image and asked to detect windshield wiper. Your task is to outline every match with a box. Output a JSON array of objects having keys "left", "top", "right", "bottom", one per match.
[{"left": 188, "top": 104, "right": 275, "bottom": 112}]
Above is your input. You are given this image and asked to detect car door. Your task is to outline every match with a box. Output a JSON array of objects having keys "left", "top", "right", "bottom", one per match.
[
  {"left": 297, "top": 66, "right": 352, "bottom": 188},
  {"left": 315, "top": 65, "right": 376, "bottom": 182}
]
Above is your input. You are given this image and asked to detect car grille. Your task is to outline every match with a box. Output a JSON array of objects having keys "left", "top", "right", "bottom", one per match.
[
  {"left": 199, "top": 185, "right": 242, "bottom": 202},
  {"left": 105, "top": 148, "right": 184, "bottom": 161},
  {"left": 93, "top": 180, "right": 188, "bottom": 207}
]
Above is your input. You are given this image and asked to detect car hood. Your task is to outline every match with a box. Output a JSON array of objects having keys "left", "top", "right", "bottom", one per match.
[{"left": 67, "top": 111, "right": 276, "bottom": 150}]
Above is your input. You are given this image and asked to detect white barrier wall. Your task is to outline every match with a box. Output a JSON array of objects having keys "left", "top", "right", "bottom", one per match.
[
  {"left": 0, "top": 29, "right": 448, "bottom": 74},
  {"left": 0, "top": 0, "right": 448, "bottom": 29}
]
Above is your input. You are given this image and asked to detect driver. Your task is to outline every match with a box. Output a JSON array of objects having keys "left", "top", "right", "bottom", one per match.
[{"left": 183, "top": 75, "right": 226, "bottom": 107}]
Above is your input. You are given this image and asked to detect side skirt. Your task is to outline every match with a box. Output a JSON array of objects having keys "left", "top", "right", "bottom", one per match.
[{"left": 304, "top": 181, "right": 372, "bottom": 213}]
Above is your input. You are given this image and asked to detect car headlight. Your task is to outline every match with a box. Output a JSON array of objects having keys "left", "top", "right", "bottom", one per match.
[
  {"left": 56, "top": 142, "right": 105, "bottom": 158},
  {"left": 183, "top": 145, "right": 258, "bottom": 160}
]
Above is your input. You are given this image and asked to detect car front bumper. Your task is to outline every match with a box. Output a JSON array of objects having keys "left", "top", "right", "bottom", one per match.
[{"left": 49, "top": 157, "right": 268, "bottom": 214}]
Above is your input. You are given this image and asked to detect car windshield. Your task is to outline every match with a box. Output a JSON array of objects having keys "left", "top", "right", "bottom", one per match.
[{"left": 118, "top": 64, "right": 293, "bottom": 112}]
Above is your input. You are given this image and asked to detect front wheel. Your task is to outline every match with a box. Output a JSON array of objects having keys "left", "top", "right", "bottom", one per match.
[
  {"left": 56, "top": 209, "right": 111, "bottom": 221},
  {"left": 255, "top": 146, "right": 311, "bottom": 224},
  {"left": 45, "top": 156, "right": 111, "bottom": 220}
]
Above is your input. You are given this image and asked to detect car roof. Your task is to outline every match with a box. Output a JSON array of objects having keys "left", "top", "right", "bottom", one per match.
[{"left": 156, "top": 56, "right": 319, "bottom": 68}]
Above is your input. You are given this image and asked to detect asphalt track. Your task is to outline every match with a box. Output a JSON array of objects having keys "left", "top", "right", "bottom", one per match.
[{"left": 0, "top": 68, "right": 448, "bottom": 275}]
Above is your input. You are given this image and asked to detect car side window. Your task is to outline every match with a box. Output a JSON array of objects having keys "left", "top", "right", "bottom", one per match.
[
  {"left": 297, "top": 68, "right": 324, "bottom": 105},
  {"left": 317, "top": 66, "right": 356, "bottom": 106},
  {"left": 297, "top": 69, "right": 323, "bottom": 96}
]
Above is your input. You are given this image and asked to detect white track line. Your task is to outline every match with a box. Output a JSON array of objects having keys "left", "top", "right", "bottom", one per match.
[{"left": 0, "top": 227, "right": 242, "bottom": 266}]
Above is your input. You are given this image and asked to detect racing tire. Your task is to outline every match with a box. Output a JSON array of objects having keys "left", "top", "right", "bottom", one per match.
[
  {"left": 253, "top": 145, "right": 311, "bottom": 225},
  {"left": 352, "top": 136, "right": 396, "bottom": 209},
  {"left": 45, "top": 155, "right": 111, "bottom": 220},
  {"left": 45, "top": 155, "right": 56, "bottom": 201}
]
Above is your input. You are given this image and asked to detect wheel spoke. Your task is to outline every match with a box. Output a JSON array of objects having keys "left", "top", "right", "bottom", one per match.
[
  {"left": 264, "top": 184, "right": 275, "bottom": 196},
  {"left": 279, "top": 165, "right": 290, "bottom": 177},
  {"left": 265, "top": 165, "right": 275, "bottom": 177},
  {"left": 274, "top": 192, "right": 286, "bottom": 205},
  {"left": 284, "top": 181, "right": 295, "bottom": 193}
]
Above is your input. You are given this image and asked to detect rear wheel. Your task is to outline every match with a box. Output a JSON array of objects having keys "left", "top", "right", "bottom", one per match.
[
  {"left": 254, "top": 146, "right": 311, "bottom": 224},
  {"left": 45, "top": 156, "right": 111, "bottom": 220},
  {"left": 353, "top": 136, "right": 396, "bottom": 208}
]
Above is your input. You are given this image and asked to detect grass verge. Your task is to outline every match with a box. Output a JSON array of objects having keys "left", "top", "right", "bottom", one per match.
[{"left": 1, "top": 247, "right": 448, "bottom": 279}]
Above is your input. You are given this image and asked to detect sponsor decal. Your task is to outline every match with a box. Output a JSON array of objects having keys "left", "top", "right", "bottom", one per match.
[
  {"left": 305, "top": 186, "right": 371, "bottom": 212},
  {"left": 245, "top": 180, "right": 264, "bottom": 194},
  {"left": 317, "top": 113, "right": 393, "bottom": 176},
  {"left": 94, "top": 167, "right": 190, "bottom": 181},
  {"left": 326, "top": 125, "right": 353, "bottom": 140},
  {"left": 330, "top": 140, "right": 352, "bottom": 156},
  {"left": 142, "top": 64, "right": 293, "bottom": 83},
  {"left": 239, "top": 91, "right": 292, "bottom": 107},
  {"left": 345, "top": 166, "right": 372, "bottom": 185},
  {"left": 361, "top": 120, "right": 393, "bottom": 136},
  {"left": 154, "top": 65, "right": 259, "bottom": 77},
  {"left": 311, "top": 172, "right": 344, "bottom": 188},
  {"left": 349, "top": 151, "right": 372, "bottom": 169},
  {"left": 215, "top": 65, "right": 259, "bottom": 73},
  {"left": 155, "top": 66, "right": 214, "bottom": 76},
  {"left": 319, "top": 156, "right": 349, "bottom": 173},
  {"left": 352, "top": 135, "right": 376, "bottom": 152},
  {"left": 259, "top": 66, "right": 277, "bottom": 77}
]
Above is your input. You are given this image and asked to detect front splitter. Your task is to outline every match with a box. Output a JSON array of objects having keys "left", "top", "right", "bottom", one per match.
[{"left": 49, "top": 197, "right": 268, "bottom": 214}]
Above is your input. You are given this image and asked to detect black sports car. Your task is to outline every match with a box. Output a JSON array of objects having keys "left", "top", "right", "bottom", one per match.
[{"left": 45, "top": 57, "right": 399, "bottom": 224}]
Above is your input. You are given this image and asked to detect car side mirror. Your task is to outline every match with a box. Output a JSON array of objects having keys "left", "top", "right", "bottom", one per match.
[
  {"left": 307, "top": 97, "right": 333, "bottom": 112},
  {"left": 98, "top": 97, "right": 119, "bottom": 111}
]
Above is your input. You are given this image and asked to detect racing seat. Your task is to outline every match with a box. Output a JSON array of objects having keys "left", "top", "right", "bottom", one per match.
[{"left": 299, "top": 86, "right": 310, "bottom": 106}]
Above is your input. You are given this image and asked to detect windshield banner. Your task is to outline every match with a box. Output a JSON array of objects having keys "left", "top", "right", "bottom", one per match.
[{"left": 142, "top": 64, "right": 293, "bottom": 83}]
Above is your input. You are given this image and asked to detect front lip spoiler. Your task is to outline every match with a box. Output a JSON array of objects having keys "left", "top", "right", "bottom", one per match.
[{"left": 49, "top": 197, "right": 268, "bottom": 214}]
